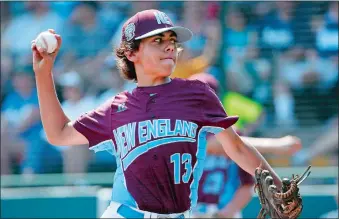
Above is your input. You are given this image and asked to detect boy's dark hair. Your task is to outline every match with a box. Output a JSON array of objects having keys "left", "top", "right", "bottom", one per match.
[{"left": 115, "top": 39, "right": 141, "bottom": 82}]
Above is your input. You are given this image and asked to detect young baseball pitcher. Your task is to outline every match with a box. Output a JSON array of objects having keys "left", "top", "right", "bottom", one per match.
[{"left": 31, "top": 9, "right": 283, "bottom": 218}]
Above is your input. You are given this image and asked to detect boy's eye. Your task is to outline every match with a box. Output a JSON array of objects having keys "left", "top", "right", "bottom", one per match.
[{"left": 153, "top": 37, "right": 179, "bottom": 47}]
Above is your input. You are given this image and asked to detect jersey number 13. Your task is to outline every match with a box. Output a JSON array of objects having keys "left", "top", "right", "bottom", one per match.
[{"left": 170, "top": 153, "right": 192, "bottom": 184}]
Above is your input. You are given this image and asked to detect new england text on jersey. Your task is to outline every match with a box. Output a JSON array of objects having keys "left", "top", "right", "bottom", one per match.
[{"left": 111, "top": 119, "right": 198, "bottom": 170}]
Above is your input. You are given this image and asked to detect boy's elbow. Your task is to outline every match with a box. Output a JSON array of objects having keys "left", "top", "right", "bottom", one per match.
[
  {"left": 44, "top": 124, "right": 70, "bottom": 146},
  {"left": 46, "top": 136, "right": 57, "bottom": 146},
  {"left": 46, "top": 134, "right": 63, "bottom": 146}
]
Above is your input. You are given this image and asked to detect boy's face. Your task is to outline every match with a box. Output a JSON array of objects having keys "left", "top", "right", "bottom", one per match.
[{"left": 132, "top": 31, "right": 180, "bottom": 78}]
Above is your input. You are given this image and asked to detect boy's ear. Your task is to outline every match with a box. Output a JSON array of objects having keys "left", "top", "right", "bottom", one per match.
[{"left": 125, "top": 50, "right": 138, "bottom": 62}]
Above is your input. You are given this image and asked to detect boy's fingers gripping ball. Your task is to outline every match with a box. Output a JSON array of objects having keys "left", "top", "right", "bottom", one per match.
[{"left": 35, "top": 31, "right": 58, "bottom": 54}]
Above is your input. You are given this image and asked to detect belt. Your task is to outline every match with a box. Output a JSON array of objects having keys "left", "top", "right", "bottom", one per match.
[{"left": 116, "top": 203, "right": 189, "bottom": 218}]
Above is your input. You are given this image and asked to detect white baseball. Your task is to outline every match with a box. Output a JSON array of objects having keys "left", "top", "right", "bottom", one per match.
[{"left": 35, "top": 31, "right": 58, "bottom": 54}]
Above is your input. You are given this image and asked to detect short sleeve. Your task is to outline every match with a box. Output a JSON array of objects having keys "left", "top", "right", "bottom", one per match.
[
  {"left": 201, "top": 83, "right": 239, "bottom": 131},
  {"left": 73, "top": 99, "right": 112, "bottom": 148}
]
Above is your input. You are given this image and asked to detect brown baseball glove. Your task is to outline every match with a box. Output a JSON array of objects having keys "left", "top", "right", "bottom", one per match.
[{"left": 254, "top": 166, "right": 311, "bottom": 219}]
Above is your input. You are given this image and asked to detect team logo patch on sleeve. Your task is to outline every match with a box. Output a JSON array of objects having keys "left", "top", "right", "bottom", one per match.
[
  {"left": 117, "top": 103, "right": 127, "bottom": 112},
  {"left": 125, "top": 23, "right": 136, "bottom": 41}
]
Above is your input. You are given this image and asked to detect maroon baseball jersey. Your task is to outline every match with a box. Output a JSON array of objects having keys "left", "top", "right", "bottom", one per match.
[{"left": 73, "top": 78, "right": 239, "bottom": 214}]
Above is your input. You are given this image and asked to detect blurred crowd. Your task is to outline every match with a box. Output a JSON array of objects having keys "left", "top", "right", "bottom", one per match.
[{"left": 1, "top": 2, "right": 338, "bottom": 178}]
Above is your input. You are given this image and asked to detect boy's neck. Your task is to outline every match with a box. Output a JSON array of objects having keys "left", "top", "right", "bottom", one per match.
[{"left": 137, "top": 75, "right": 171, "bottom": 87}]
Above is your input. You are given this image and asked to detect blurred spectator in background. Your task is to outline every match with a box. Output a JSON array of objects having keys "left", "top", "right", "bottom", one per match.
[
  {"left": 221, "top": 5, "right": 274, "bottom": 126},
  {"left": 277, "top": 45, "right": 338, "bottom": 125},
  {"left": 97, "top": 2, "right": 127, "bottom": 34},
  {"left": 293, "top": 116, "right": 338, "bottom": 166},
  {"left": 2, "top": 2, "right": 63, "bottom": 61},
  {"left": 259, "top": 2, "right": 296, "bottom": 58},
  {"left": 223, "top": 6, "right": 259, "bottom": 97},
  {"left": 292, "top": 2, "right": 328, "bottom": 49},
  {"left": 172, "top": 2, "right": 221, "bottom": 83},
  {"left": 58, "top": 2, "right": 114, "bottom": 78},
  {"left": 276, "top": 46, "right": 310, "bottom": 127},
  {"left": 316, "top": 2, "right": 338, "bottom": 59},
  {"left": 1, "top": 50, "right": 14, "bottom": 101},
  {"left": 181, "top": 2, "right": 211, "bottom": 58},
  {"left": 251, "top": 2, "right": 275, "bottom": 28},
  {"left": 272, "top": 82, "right": 296, "bottom": 129},
  {"left": 1, "top": 66, "right": 43, "bottom": 175},
  {"left": 1, "top": 116, "right": 26, "bottom": 175},
  {"left": 244, "top": 47, "right": 272, "bottom": 106}
]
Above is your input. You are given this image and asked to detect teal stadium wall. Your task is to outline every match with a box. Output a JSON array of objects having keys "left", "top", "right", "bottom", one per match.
[
  {"left": 1, "top": 168, "right": 337, "bottom": 218},
  {"left": 1, "top": 191, "right": 337, "bottom": 218}
]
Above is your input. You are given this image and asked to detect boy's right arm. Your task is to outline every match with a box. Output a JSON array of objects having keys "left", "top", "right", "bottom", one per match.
[{"left": 32, "top": 29, "right": 88, "bottom": 146}]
